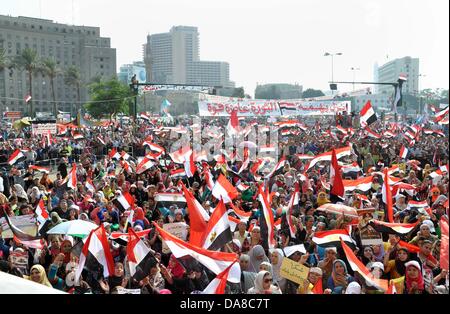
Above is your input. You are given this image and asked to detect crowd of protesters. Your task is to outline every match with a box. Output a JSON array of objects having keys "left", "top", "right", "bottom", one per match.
[{"left": 0, "top": 110, "right": 448, "bottom": 295}]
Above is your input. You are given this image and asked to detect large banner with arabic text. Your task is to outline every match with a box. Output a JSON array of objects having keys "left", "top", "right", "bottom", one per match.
[{"left": 198, "top": 99, "right": 351, "bottom": 116}]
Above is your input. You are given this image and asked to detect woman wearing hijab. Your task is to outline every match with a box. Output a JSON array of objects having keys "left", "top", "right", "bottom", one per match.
[
  {"left": 99, "top": 262, "right": 128, "bottom": 294},
  {"left": 372, "top": 244, "right": 385, "bottom": 263},
  {"left": 248, "top": 245, "right": 269, "bottom": 273},
  {"left": 404, "top": 261, "right": 426, "bottom": 294},
  {"left": 384, "top": 247, "right": 410, "bottom": 280},
  {"left": 27, "top": 264, "right": 53, "bottom": 288},
  {"left": 247, "top": 270, "right": 282, "bottom": 294},
  {"left": 12, "top": 184, "right": 28, "bottom": 205},
  {"left": 326, "top": 259, "right": 354, "bottom": 291},
  {"left": 269, "top": 248, "right": 286, "bottom": 291}
]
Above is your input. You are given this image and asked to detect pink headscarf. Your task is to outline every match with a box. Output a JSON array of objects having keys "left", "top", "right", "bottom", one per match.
[{"left": 406, "top": 264, "right": 424, "bottom": 292}]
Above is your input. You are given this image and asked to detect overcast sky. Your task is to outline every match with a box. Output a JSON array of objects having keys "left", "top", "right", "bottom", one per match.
[{"left": 1, "top": 0, "right": 448, "bottom": 97}]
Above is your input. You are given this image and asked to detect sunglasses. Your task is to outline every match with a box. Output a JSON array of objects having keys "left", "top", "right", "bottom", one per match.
[{"left": 264, "top": 278, "right": 273, "bottom": 283}]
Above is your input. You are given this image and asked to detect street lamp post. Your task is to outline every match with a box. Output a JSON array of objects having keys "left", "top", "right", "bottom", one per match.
[
  {"left": 324, "top": 52, "right": 343, "bottom": 95},
  {"left": 350, "top": 67, "right": 360, "bottom": 92}
]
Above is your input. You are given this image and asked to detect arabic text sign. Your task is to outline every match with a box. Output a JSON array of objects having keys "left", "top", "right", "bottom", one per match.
[
  {"left": 198, "top": 101, "right": 282, "bottom": 117},
  {"left": 31, "top": 122, "right": 57, "bottom": 135},
  {"left": 161, "top": 222, "right": 188, "bottom": 254},
  {"left": 0, "top": 214, "right": 37, "bottom": 239},
  {"left": 282, "top": 101, "right": 351, "bottom": 116},
  {"left": 280, "top": 258, "right": 310, "bottom": 285}
]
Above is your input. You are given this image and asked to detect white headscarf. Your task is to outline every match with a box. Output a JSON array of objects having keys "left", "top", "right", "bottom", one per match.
[
  {"left": 14, "top": 184, "right": 28, "bottom": 201},
  {"left": 269, "top": 248, "right": 284, "bottom": 283},
  {"left": 248, "top": 245, "right": 269, "bottom": 273},
  {"left": 253, "top": 270, "right": 270, "bottom": 293}
]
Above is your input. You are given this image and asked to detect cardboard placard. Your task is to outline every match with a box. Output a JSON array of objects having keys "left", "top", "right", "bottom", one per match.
[
  {"left": 161, "top": 222, "right": 188, "bottom": 254},
  {"left": 115, "top": 287, "right": 141, "bottom": 294},
  {"left": 279, "top": 258, "right": 309, "bottom": 285},
  {"left": 0, "top": 214, "right": 38, "bottom": 239},
  {"left": 359, "top": 224, "right": 383, "bottom": 246}
]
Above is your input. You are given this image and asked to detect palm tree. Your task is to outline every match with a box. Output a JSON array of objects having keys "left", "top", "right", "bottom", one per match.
[
  {"left": 13, "top": 48, "right": 39, "bottom": 118},
  {"left": 40, "top": 57, "right": 61, "bottom": 117},
  {"left": 64, "top": 66, "right": 82, "bottom": 114}
]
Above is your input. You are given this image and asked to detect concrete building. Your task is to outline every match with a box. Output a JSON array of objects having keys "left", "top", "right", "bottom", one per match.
[
  {"left": 118, "top": 61, "right": 146, "bottom": 84},
  {"left": 377, "top": 56, "right": 419, "bottom": 95},
  {"left": 0, "top": 15, "right": 116, "bottom": 115},
  {"left": 144, "top": 26, "right": 233, "bottom": 88},
  {"left": 255, "top": 83, "right": 303, "bottom": 99}
]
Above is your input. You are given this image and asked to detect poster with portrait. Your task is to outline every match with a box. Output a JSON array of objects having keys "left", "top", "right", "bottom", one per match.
[{"left": 359, "top": 223, "right": 383, "bottom": 246}]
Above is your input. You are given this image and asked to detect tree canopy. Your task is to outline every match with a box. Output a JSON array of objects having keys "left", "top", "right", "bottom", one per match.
[{"left": 85, "top": 78, "right": 134, "bottom": 118}]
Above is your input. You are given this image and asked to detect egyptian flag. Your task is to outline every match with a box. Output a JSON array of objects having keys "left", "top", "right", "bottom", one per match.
[
  {"left": 369, "top": 220, "right": 418, "bottom": 235},
  {"left": 305, "top": 146, "right": 351, "bottom": 171},
  {"left": 258, "top": 185, "right": 276, "bottom": 249},
  {"left": 250, "top": 158, "right": 265, "bottom": 176},
  {"left": 181, "top": 183, "right": 209, "bottom": 247},
  {"left": 440, "top": 217, "right": 448, "bottom": 271},
  {"left": 74, "top": 225, "right": 115, "bottom": 283},
  {"left": 264, "top": 156, "right": 288, "bottom": 179},
  {"left": 391, "top": 183, "right": 416, "bottom": 197},
  {"left": 279, "top": 102, "right": 297, "bottom": 116},
  {"left": 383, "top": 130, "right": 395, "bottom": 138},
  {"left": 382, "top": 168, "right": 394, "bottom": 223},
  {"left": 1, "top": 208, "right": 43, "bottom": 243},
  {"left": 360, "top": 101, "right": 377, "bottom": 126},
  {"left": 7, "top": 149, "right": 26, "bottom": 166},
  {"left": 136, "top": 156, "right": 155, "bottom": 174},
  {"left": 138, "top": 112, "right": 151, "bottom": 122},
  {"left": 110, "top": 229, "right": 152, "bottom": 246},
  {"left": 296, "top": 154, "right": 314, "bottom": 160},
  {"left": 236, "top": 182, "right": 250, "bottom": 192},
  {"left": 183, "top": 151, "right": 197, "bottom": 178},
  {"left": 201, "top": 200, "right": 232, "bottom": 251},
  {"left": 202, "top": 260, "right": 237, "bottom": 294},
  {"left": 392, "top": 82, "right": 403, "bottom": 113},
  {"left": 126, "top": 228, "right": 158, "bottom": 281},
  {"left": 312, "top": 229, "right": 356, "bottom": 249},
  {"left": 364, "top": 126, "right": 382, "bottom": 139},
  {"left": 170, "top": 168, "right": 187, "bottom": 179},
  {"left": 341, "top": 162, "right": 362, "bottom": 177},
  {"left": 212, "top": 174, "right": 238, "bottom": 204},
  {"left": 154, "top": 193, "right": 186, "bottom": 209},
  {"left": 85, "top": 178, "right": 96, "bottom": 193},
  {"left": 12, "top": 235, "right": 45, "bottom": 250},
  {"left": 398, "top": 241, "right": 438, "bottom": 266},
  {"left": 143, "top": 142, "right": 165, "bottom": 154},
  {"left": 227, "top": 109, "right": 240, "bottom": 136},
  {"left": 108, "top": 148, "right": 120, "bottom": 160},
  {"left": 29, "top": 165, "right": 50, "bottom": 174},
  {"left": 407, "top": 200, "right": 432, "bottom": 215},
  {"left": 73, "top": 132, "right": 84, "bottom": 140},
  {"left": 120, "top": 160, "right": 133, "bottom": 174},
  {"left": 399, "top": 146, "right": 408, "bottom": 159},
  {"left": 169, "top": 146, "right": 192, "bottom": 164},
  {"left": 35, "top": 199, "right": 49, "bottom": 231},
  {"left": 330, "top": 149, "right": 345, "bottom": 202},
  {"left": 435, "top": 106, "right": 449, "bottom": 123},
  {"left": 153, "top": 222, "right": 241, "bottom": 283},
  {"left": 64, "top": 164, "right": 77, "bottom": 190},
  {"left": 115, "top": 191, "right": 134, "bottom": 211},
  {"left": 340, "top": 239, "right": 388, "bottom": 291},
  {"left": 228, "top": 202, "right": 252, "bottom": 222}
]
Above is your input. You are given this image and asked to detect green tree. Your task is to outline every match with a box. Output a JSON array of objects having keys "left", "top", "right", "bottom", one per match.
[
  {"left": 0, "top": 48, "right": 9, "bottom": 72},
  {"left": 85, "top": 78, "right": 133, "bottom": 119},
  {"left": 64, "top": 66, "right": 82, "bottom": 113},
  {"left": 40, "top": 57, "right": 61, "bottom": 117},
  {"left": 302, "top": 88, "right": 325, "bottom": 98},
  {"left": 232, "top": 87, "right": 245, "bottom": 98},
  {"left": 13, "top": 48, "right": 39, "bottom": 117}
]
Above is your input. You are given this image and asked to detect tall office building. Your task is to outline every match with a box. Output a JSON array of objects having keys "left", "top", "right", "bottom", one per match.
[
  {"left": 144, "top": 26, "right": 233, "bottom": 88},
  {"left": 377, "top": 56, "right": 419, "bottom": 95},
  {"left": 118, "top": 61, "right": 146, "bottom": 84},
  {"left": 0, "top": 15, "right": 116, "bottom": 114}
]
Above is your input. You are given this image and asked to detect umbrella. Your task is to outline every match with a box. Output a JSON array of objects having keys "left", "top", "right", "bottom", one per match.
[
  {"left": 47, "top": 220, "right": 99, "bottom": 237},
  {"left": 316, "top": 203, "right": 359, "bottom": 218},
  {"left": 239, "top": 141, "right": 257, "bottom": 149}
]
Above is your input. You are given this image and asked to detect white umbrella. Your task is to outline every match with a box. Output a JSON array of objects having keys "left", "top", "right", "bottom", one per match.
[
  {"left": 47, "top": 220, "right": 99, "bottom": 237},
  {"left": 0, "top": 271, "right": 66, "bottom": 294}
]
